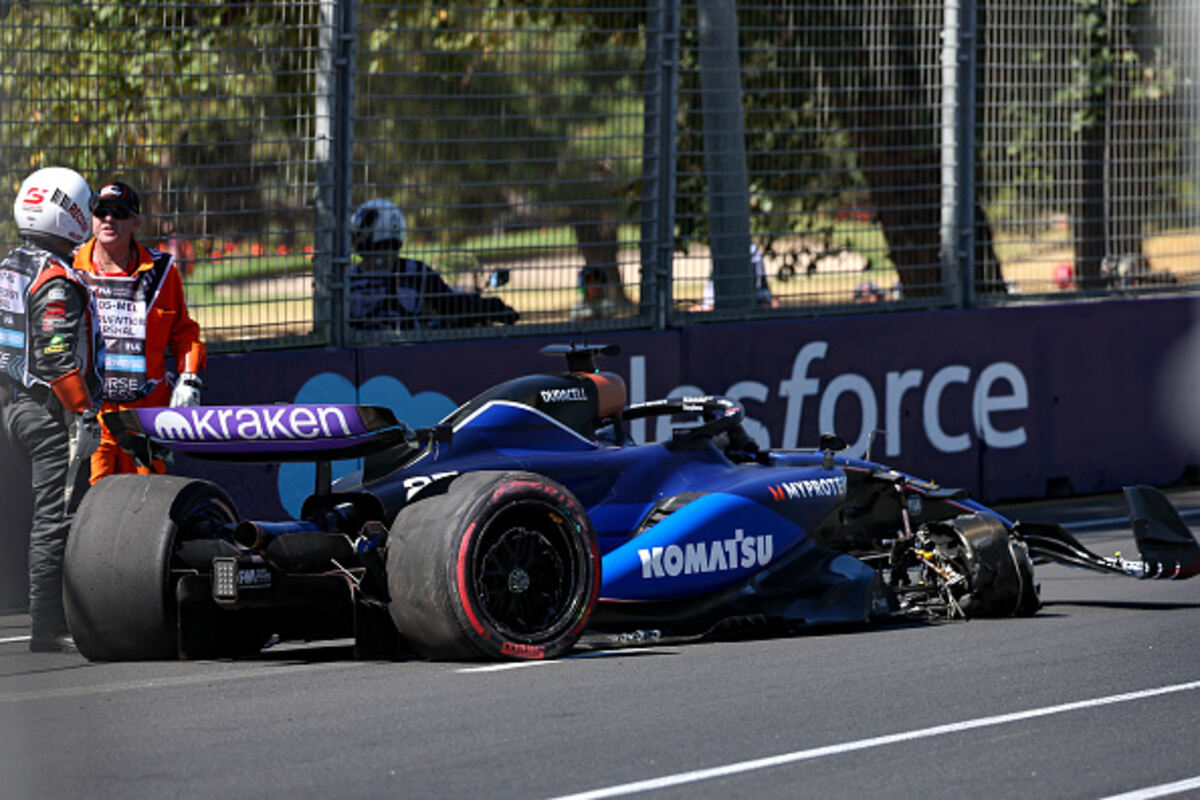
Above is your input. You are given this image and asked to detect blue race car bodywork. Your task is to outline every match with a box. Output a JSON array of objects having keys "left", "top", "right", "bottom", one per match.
[{"left": 63, "top": 344, "right": 1200, "bottom": 662}]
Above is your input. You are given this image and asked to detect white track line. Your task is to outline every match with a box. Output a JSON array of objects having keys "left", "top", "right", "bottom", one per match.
[
  {"left": 457, "top": 648, "right": 656, "bottom": 673},
  {"left": 0, "top": 635, "right": 31, "bottom": 645},
  {"left": 1099, "top": 777, "right": 1200, "bottom": 800},
  {"left": 547, "top": 680, "right": 1200, "bottom": 800},
  {"left": 456, "top": 660, "right": 556, "bottom": 674},
  {"left": 1100, "top": 776, "right": 1200, "bottom": 800},
  {"left": 0, "top": 661, "right": 358, "bottom": 704}
]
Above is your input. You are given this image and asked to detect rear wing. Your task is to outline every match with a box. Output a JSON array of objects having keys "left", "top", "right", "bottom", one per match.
[
  {"left": 1016, "top": 484, "right": 1200, "bottom": 580},
  {"left": 104, "top": 404, "right": 448, "bottom": 463}
]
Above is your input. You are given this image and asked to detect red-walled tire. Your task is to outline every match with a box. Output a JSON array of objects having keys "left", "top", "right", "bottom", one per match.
[{"left": 386, "top": 471, "right": 599, "bottom": 661}]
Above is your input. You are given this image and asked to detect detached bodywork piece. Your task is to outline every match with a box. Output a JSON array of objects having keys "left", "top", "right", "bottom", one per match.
[{"left": 64, "top": 344, "right": 1200, "bottom": 661}]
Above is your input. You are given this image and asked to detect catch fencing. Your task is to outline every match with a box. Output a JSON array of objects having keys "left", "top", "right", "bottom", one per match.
[{"left": 1, "top": 0, "right": 1196, "bottom": 351}]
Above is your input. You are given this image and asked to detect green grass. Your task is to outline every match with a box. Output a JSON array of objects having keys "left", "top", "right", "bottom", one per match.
[{"left": 186, "top": 214, "right": 894, "bottom": 314}]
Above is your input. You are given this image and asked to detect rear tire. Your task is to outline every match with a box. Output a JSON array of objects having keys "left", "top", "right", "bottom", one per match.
[
  {"left": 64, "top": 474, "right": 238, "bottom": 660},
  {"left": 386, "top": 471, "right": 599, "bottom": 661}
]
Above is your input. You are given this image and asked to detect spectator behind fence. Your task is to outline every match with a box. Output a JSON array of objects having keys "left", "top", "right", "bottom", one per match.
[
  {"left": 348, "top": 198, "right": 518, "bottom": 331},
  {"left": 73, "top": 181, "right": 207, "bottom": 482},
  {"left": 157, "top": 220, "right": 196, "bottom": 278},
  {"left": 690, "top": 242, "right": 778, "bottom": 312},
  {"left": 2, "top": 167, "right": 105, "bottom": 652}
]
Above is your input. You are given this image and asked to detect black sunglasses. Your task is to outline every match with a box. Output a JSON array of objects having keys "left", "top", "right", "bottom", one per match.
[{"left": 93, "top": 205, "right": 132, "bottom": 220}]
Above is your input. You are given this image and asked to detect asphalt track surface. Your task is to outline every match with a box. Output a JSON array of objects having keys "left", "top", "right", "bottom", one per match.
[{"left": 2, "top": 488, "right": 1199, "bottom": 799}]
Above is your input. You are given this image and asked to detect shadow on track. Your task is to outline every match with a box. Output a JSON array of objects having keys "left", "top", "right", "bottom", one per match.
[{"left": 1042, "top": 599, "right": 1200, "bottom": 612}]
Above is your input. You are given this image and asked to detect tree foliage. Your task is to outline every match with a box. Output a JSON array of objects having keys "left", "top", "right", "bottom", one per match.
[
  {"left": 1, "top": 0, "right": 1191, "bottom": 299},
  {"left": 1, "top": 0, "right": 320, "bottom": 238}
]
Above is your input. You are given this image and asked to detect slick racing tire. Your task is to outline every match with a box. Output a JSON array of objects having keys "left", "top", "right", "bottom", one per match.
[
  {"left": 64, "top": 475, "right": 238, "bottom": 660},
  {"left": 929, "top": 514, "right": 1040, "bottom": 618},
  {"left": 386, "top": 471, "right": 599, "bottom": 661}
]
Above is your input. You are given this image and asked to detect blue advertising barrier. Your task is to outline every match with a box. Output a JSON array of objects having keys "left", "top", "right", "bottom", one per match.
[{"left": 2, "top": 296, "right": 1197, "bottom": 608}]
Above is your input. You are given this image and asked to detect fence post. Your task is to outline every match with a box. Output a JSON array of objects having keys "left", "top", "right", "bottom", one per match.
[
  {"left": 940, "top": 0, "right": 977, "bottom": 307},
  {"left": 698, "top": 0, "right": 753, "bottom": 312},
  {"left": 642, "top": 0, "right": 679, "bottom": 329},
  {"left": 314, "top": 0, "right": 356, "bottom": 347}
]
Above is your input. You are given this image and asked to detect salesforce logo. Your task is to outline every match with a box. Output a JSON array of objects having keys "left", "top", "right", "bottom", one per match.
[
  {"left": 778, "top": 342, "right": 1029, "bottom": 456},
  {"left": 624, "top": 341, "right": 1031, "bottom": 458}
]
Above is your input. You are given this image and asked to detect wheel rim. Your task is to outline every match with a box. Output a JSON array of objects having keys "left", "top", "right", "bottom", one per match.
[{"left": 472, "top": 500, "right": 587, "bottom": 641}]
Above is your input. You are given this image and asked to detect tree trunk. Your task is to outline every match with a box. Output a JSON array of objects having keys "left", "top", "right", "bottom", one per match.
[
  {"left": 569, "top": 160, "right": 634, "bottom": 320},
  {"left": 830, "top": 2, "right": 1003, "bottom": 300}
]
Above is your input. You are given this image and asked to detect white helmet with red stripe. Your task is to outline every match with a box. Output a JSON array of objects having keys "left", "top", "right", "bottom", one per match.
[{"left": 13, "top": 167, "right": 92, "bottom": 251}]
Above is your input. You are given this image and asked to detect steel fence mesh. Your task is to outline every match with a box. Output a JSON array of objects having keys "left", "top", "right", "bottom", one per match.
[
  {"left": 978, "top": 0, "right": 1200, "bottom": 297},
  {"left": 0, "top": 0, "right": 328, "bottom": 349},
  {"left": 671, "top": 1, "right": 951, "bottom": 322},
  {"left": 348, "top": 2, "right": 650, "bottom": 341},
  {"left": 0, "top": 0, "right": 1196, "bottom": 352}
]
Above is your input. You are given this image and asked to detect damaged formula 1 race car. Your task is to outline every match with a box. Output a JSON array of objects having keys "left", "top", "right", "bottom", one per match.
[{"left": 63, "top": 344, "right": 1200, "bottom": 662}]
